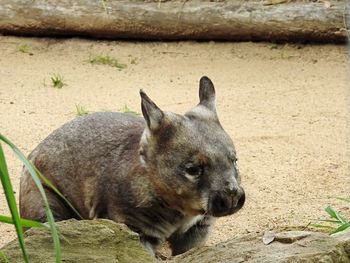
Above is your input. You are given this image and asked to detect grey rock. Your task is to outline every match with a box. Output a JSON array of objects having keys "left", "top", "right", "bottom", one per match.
[
  {"left": 174, "top": 230, "right": 350, "bottom": 263},
  {"left": 1, "top": 220, "right": 350, "bottom": 263},
  {"left": 0, "top": 219, "right": 157, "bottom": 263},
  {"left": 333, "top": 228, "right": 350, "bottom": 259}
]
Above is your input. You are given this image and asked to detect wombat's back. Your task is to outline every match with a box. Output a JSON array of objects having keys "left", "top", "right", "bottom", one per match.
[{"left": 20, "top": 112, "right": 145, "bottom": 220}]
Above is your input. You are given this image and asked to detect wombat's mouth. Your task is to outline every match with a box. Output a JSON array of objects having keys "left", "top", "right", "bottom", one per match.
[
  {"left": 208, "top": 190, "right": 245, "bottom": 217},
  {"left": 198, "top": 208, "right": 206, "bottom": 215}
]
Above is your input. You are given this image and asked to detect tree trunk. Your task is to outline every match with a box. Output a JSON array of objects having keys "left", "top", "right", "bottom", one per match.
[{"left": 0, "top": 0, "right": 348, "bottom": 42}]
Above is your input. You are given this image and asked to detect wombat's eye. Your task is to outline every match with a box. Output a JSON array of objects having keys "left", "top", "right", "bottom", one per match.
[
  {"left": 230, "top": 156, "right": 238, "bottom": 164},
  {"left": 185, "top": 164, "right": 203, "bottom": 177}
]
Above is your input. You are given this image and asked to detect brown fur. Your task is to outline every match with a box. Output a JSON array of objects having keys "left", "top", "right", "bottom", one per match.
[{"left": 20, "top": 77, "right": 245, "bottom": 256}]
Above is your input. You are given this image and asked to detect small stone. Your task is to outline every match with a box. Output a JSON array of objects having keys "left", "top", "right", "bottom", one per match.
[{"left": 263, "top": 231, "right": 275, "bottom": 245}]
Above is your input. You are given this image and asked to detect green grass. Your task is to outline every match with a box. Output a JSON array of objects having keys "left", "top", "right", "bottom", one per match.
[
  {"left": 0, "top": 215, "right": 46, "bottom": 228},
  {"left": 310, "top": 198, "right": 350, "bottom": 234},
  {"left": 0, "top": 134, "right": 62, "bottom": 262},
  {"left": 17, "top": 44, "right": 32, "bottom": 54},
  {"left": 89, "top": 54, "right": 127, "bottom": 70},
  {"left": 122, "top": 105, "right": 140, "bottom": 116},
  {"left": 51, "top": 74, "right": 66, "bottom": 89},
  {"left": 75, "top": 104, "right": 89, "bottom": 116},
  {"left": 269, "top": 43, "right": 278, "bottom": 49},
  {"left": 0, "top": 143, "right": 28, "bottom": 261},
  {"left": 0, "top": 250, "right": 9, "bottom": 263}
]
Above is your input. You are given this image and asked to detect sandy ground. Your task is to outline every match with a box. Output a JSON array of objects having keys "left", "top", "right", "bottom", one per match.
[{"left": 0, "top": 36, "right": 349, "bottom": 248}]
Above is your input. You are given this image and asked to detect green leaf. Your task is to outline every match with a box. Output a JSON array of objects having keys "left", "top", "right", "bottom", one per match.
[
  {"left": 331, "top": 222, "right": 350, "bottom": 234},
  {"left": 325, "top": 206, "right": 338, "bottom": 219},
  {"left": 325, "top": 206, "right": 346, "bottom": 224},
  {"left": 0, "top": 215, "right": 47, "bottom": 228},
  {"left": 0, "top": 134, "right": 61, "bottom": 262},
  {"left": 0, "top": 143, "right": 29, "bottom": 263}
]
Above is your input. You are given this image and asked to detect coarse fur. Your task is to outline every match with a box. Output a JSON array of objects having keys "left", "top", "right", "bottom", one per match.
[{"left": 19, "top": 76, "right": 245, "bottom": 256}]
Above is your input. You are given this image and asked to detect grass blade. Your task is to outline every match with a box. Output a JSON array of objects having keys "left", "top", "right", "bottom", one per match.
[
  {"left": 75, "top": 104, "right": 89, "bottom": 117},
  {"left": 33, "top": 166, "right": 83, "bottom": 220},
  {"left": 89, "top": 54, "right": 127, "bottom": 70},
  {"left": 309, "top": 219, "right": 341, "bottom": 224},
  {"left": 0, "top": 215, "right": 47, "bottom": 228},
  {"left": 309, "top": 224, "right": 336, "bottom": 229},
  {"left": 325, "top": 206, "right": 346, "bottom": 224},
  {"left": 0, "top": 134, "right": 61, "bottom": 263},
  {"left": 0, "top": 144, "right": 29, "bottom": 262},
  {"left": 325, "top": 206, "right": 338, "bottom": 219},
  {"left": 331, "top": 222, "right": 350, "bottom": 234},
  {"left": 122, "top": 105, "right": 140, "bottom": 116},
  {"left": 335, "top": 197, "right": 350, "bottom": 203}
]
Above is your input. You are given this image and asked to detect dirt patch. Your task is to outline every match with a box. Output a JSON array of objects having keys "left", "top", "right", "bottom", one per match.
[{"left": 0, "top": 36, "right": 348, "bottom": 247}]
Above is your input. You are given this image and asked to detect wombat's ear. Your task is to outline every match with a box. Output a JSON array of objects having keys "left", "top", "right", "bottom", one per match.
[
  {"left": 199, "top": 76, "right": 216, "bottom": 112},
  {"left": 140, "top": 90, "right": 164, "bottom": 131}
]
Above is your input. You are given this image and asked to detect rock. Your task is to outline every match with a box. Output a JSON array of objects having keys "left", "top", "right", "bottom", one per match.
[
  {"left": 1, "top": 220, "right": 349, "bottom": 263},
  {"left": 0, "top": 219, "right": 157, "bottom": 263},
  {"left": 333, "top": 228, "right": 350, "bottom": 259},
  {"left": 175, "top": 230, "right": 350, "bottom": 263}
]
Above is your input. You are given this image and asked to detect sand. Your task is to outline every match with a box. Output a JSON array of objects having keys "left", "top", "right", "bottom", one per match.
[{"left": 0, "top": 35, "right": 349, "bottom": 248}]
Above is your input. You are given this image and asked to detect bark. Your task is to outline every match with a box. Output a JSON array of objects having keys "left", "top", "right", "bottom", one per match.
[{"left": 0, "top": 0, "right": 348, "bottom": 42}]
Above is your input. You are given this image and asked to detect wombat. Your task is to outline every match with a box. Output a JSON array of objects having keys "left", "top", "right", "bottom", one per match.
[{"left": 20, "top": 76, "right": 245, "bottom": 256}]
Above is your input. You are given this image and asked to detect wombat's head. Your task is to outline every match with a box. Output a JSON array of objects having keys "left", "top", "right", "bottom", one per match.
[{"left": 139, "top": 76, "right": 245, "bottom": 217}]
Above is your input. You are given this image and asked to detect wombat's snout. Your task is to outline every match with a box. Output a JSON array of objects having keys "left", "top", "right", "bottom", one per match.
[{"left": 209, "top": 188, "right": 245, "bottom": 217}]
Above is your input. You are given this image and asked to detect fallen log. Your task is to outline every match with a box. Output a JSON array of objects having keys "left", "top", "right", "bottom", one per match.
[{"left": 0, "top": 0, "right": 348, "bottom": 42}]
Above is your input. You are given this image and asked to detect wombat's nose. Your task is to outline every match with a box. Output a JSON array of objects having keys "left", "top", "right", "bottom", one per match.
[
  {"left": 211, "top": 194, "right": 231, "bottom": 216},
  {"left": 234, "top": 190, "right": 245, "bottom": 211},
  {"left": 209, "top": 189, "right": 245, "bottom": 217}
]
